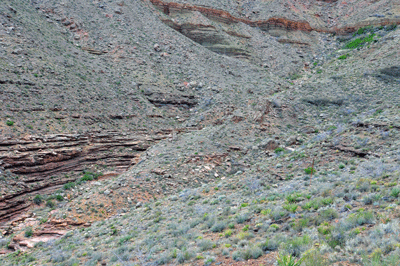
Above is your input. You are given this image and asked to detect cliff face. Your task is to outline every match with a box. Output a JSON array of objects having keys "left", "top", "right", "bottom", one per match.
[
  {"left": 146, "top": 0, "right": 400, "bottom": 70},
  {"left": 0, "top": 0, "right": 399, "bottom": 229}
]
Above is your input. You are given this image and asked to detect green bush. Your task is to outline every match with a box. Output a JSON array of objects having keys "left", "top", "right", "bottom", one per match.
[
  {"left": 282, "top": 235, "right": 311, "bottom": 257},
  {"left": 25, "top": 227, "right": 33, "bottom": 238},
  {"left": 64, "top": 182, "right": 76, "bottom": 190},
  {"left": 261, "top": 238, "right": 280, "bottom": 251},
  {"left": 301, "top": 248, "right": 328, "bottom": 266},
  {"left": 345, "top": 34, "right": 376, "bottom": 49},
  {"left": 56, "top": 195, "right": 64, "bottom": 201},
  {"left": 211, "top": 222, "right": 226, "bottom": 233},
  {"left": 46, "top": 199, "right": 55, "bottom": 208},
  {"left": 276, "top": 253, "right": 304, "bottom": 266},
  {"left": 346, "top": 210, "right": 374, "bottom": 227},
  {"left": 232, "top": 246, "right": 263, "bottom": 261},
  {"left": 33, "top": 195, "right": 43, "bottom": 205},
  {"left": 6, "top": 120, "right": 14, "bottom": 126},
  {"left": 283, "top": 203, "right": 298, "bottom": 213},
  {"left": 338, "top": 54, "right": 349, "bottom": 60},
  {"left": 391, "top": 187, "right": 400, "bottom": 197},
  {"left": 81, "top": 171, "right": 102, "bottom": 182},
  {"left": 302, "top": 197, "right": 333, "bottom": 211},
  {"left": 304, "top": 167, "right": 315, "bottom": 175}
]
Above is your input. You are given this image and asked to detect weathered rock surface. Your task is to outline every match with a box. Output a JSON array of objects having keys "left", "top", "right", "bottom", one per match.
[{"left": 0, "top": 129, "right": 194, "bottom": 223}]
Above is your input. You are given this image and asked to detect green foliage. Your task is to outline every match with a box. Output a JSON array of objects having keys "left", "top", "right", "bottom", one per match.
[
  {"left": 282, "top": 235, "right": 311, "bottom": 257},
  {"left": 304, "top": 167, "right": 315, "bottom": 175},
  {"left": 302, "top": 197, "right": 334, "bottom": 211},
  {"left": 317, "top": 222, "right": 332, "bottom": 235},
  {"left": 261, "top": 209, "right": 271, "bottom": 215},
  {"left": 301, "top": 248, "right": 328, "bottom": 266},
  {"left": 63, "top": 182, "right": 76, "bottom": 190},
  {"left": 291, "top": 218, "right": 310, "bottom": 232},
  {"left": 345, "top": 34, "right": 376, "bottom": 49},
  {"left": 81, "top": 171, "right": 102, "bottom": 182},
  {"left": 211, "top": 222, "right": 226, "bottom": 233},
  {"left": 354, "top": 26, "right": 373, "bottom": 36},
  {"left": 242, "top": 246, "right": 263, "bottom": 260},
  {"left": 283, "top": 203, "right": 298, "bottom": 213},
  {"left": 286, "top": 193, "right": 302, "bottom": 203},
  {"left": 46, "top": 199, "right": 55, "bottom": 208},
  {"left": 224, "top": 229, "right": 232, "bottom": 237},
  {"left": 276, "top": 253, "right": 304, "bottom": 266},
  {"left": 346, "top": 210, "right": 374, "bottom": 227},
  {"left": 6, "top": 120, "right": 14, "bottom": 126},
  {"left": 275, "top": 147, "right": 285, "bottom": 154},
  {"left": 25, "top": 227, "right": 33, "bottom": 238},
  {"left": 390, "top": 187, "right": 400, "bottom": 197},
  {"left": 56, "top": 195, "right": 64, "bottom": 201},
  {"left": 33, "top": 195, "right": 43, "bottom": 205},
  {"left": 338, "top": 54, "right": 349, "bottom": 60}
]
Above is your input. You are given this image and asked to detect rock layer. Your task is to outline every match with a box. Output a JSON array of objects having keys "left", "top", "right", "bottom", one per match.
[{"left": 0, "top": 129, "right": 193, "bottom": 223}]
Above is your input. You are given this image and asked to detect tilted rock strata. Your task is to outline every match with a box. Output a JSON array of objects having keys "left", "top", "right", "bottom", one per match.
[{"left": 0, "top": 129, "right": 196, "bottom": 223}]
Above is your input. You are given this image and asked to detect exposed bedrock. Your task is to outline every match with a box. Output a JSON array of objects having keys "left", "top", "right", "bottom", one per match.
[{"left": 0, "top": 129, "right": 193, "bottom": 223}]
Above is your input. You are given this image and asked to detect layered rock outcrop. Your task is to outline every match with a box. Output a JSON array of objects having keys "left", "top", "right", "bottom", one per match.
[{"left": 0, "top": 129, "right": 191, "bottom": 223}]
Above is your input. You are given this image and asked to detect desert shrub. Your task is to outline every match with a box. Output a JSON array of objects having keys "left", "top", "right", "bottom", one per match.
[
  {"left": 81, "top": 171, "right": 102, "bottom": 182},
  {"left": 283, "top": 203, "right": 298, "bottom": 213},
  {"left": 281, "top": 235, "right": 311, "bottom": 257},
  {"left": 302, "top": 197, "right": 333, "bottom": 211},
  {"left": 235, "top": 212, "right": 249, "bottom": 224},
  {"left": 304, "top": 167, "right": 315, "bottom": 175},
  {"left": 301, "top": 248, "right": 328, "bottom": 266},
  {"left": 0, "top": 238, "right": 9, "bottom": 247},
  {"left": 291, "top": 218, "right": 310, "bottom": 232},
  {"left": 224, "top": 229, "right": 233, "bottom": 237},
  {"left": 46, "top": 199, "right": 55, "bottom": 208},
  {"left": 317, "top": 208, "right": 338, "bottom": 222},
  {"left": 347, "top": 210, "right": 374, "bottom": 227},
  {"left": 177, "top": 248, "right": 194, "bottom": 263},
  {"left": 33, "top": 195, "right": 43, "bottom": 205},
  {"left": 64, "top": 182, "right": 76, "bottom": 190},
  {"left": 286, "top": 193, "right": 302, "bottom": 203},
  {"left": 390, "top": 187, "right": 400, "bottom": 197},
  {"left": 276, "top": 253, "right": 304, "bottom": 266},
  {"left": 261, "top": 237, "right": 281, "bottom": 251},
  {"left": 271, "top": 207, "right": 288, "bottom": 221},
  {"left": 25, "top": 227, "right": 33, "bottom": 237},
  {"left": 327, "top": 226, "right": 347, "bottom": 248},
  {"left": 232, "top": 246, "right": 262, "bottom": 261},
  {"left": 51, "top": 252, "right": 71, "bottom": 263},
  {"left": 156, "top": 252, "right": 172, "bottom": 265},
  {"left": 198, "top": 239, "right": 214, "bottom": 251},
  {"left": 237, "top": 231, "right": 253, "bottom": 240},
  {"left": 211, "top": 222, "right": 226, "bottom": 233},
  {"left": 56, "top": 195, "right": 64, "bottom": 201}
]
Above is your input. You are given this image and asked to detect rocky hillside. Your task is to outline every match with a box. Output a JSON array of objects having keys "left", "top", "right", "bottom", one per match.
[{"left": 1, "top": 0, "right": 400, "bottom": 265}]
